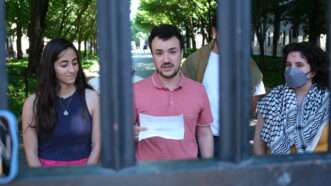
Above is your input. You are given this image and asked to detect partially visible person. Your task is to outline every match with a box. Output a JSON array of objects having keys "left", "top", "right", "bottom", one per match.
[
  {"left": 182, "top": 14, "right": 266, "bottom": 157},
  {"left": 134, "top": 24, "right": 214, "bottom": 161},
  {"left": 253, "top": 42, "right": 329, "bottom": 155},
  {"left": 22, "top": 38, "right": 101, "bottom": 167}
]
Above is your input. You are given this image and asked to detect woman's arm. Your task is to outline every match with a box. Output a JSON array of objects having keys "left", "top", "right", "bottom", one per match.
[
  {"left": 253, "top": 113, "right": 267, "bottom": 155},
  {"left": 22, "top": 95, "right": 42, "bottom": 167},
  {"left": 86, "top": 90, "right": 101, "bottom": 165}
]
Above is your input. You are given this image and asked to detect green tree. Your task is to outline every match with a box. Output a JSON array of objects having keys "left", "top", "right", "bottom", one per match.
[
  {"left": 285, "top": 0, "right": 327, "bottom": 44},
  {"left": 6, "top": 0, "right": 30, "bottom": 59},
  {"left": 252, "top": 0, "right": 272, "bottom": 58},
  {"left": 27, "top": 0, "right": 49, "bottom": 74},
  {"left": 133, "top": 0, "right": 216, "bottom": 50},
  {"left": 44, "top": 0, "right": 96, "bottom": 54}
]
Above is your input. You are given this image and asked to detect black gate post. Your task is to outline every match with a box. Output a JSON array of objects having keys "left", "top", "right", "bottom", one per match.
[
  {"left": 97, "top": 0, "right": 135, "bottom": 169},
  {"left": 0, "top": 0, "right": 7, "bottom": 109},
  {"left": 327, "top": 0, "right": 331, "bottom": 153},
  {"left": 218, "top": 0, "right": 251, "bottom": 162}
]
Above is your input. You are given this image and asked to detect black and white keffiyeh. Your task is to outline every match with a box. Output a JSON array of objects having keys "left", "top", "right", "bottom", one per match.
[{"left": 257, "top": 84, "right": 329, "bottom": 154}]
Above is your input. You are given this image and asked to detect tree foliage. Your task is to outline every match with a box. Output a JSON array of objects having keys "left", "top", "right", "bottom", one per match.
[
  {"left": 45, "top": 0, "right": 96, "bottom": 43},
  {"left": 134, "top": 0, "right": 327, "bottom": 56},
  {"left": 6, "top": 0, "right": 97, "bottom": 76},
  {"left": 6, "top": 0, "right": 30, "bottom": 59},
  {"left": 5, "top": 0, "right": 328, "bottom": 61},
  {"left": 133, "top": 0, "right": 216, "bottom": 50}
]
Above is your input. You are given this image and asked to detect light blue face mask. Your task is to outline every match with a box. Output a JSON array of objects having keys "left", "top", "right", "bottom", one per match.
[{"left": 284, "top": 68, "right": 309, "bottom": 88}]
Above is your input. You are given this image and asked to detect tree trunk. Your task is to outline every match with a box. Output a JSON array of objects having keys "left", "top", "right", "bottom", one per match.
[
  {"left": 78, "top": 41, "right": 81, "bottom": 54},
  {"left": 282, "top": 31, "right": 286, "bottom": 45},
  {"left": 272, "top": 10, "right": 280, "bottom": 57},
  {"left": 89, "top": 38, "right": 94, "bottom": 55},
  {"left": 201, "top": 25, "right": 207, "bottom": 46},
  {"left": 289, "top": 29, "right": 292, "bottom": 43},
  {"left": 257, "top": 34, "right": 265, "bottom": 57},
  {"left": 206, "top": 0, "right": 213, "bottom": 41},
  {"left": 27, "top": 0, "right": 49, "bottom": 75},
  {"left": 190, "top": 19, "right": 197, "bottom": 50},
  {"left": 191, "top": 36, "right": 196, "bottom": 50},
  {"left": 84, "top": 40, "right": 87, "bottom": 57},
  {"left": 184, "top": 25, "right": 190, "bottom": 49},
  {"left": 308, "top": 0, "right": 323, "bottom": 44},
  {"left": 16, "top": 23, "right": 23, "bottom": 59}
]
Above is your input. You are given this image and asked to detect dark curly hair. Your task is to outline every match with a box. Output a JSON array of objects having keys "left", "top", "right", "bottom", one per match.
[
  {"left": 34, "top": 38, "right": 91, "bottom": 136},
  {"left": 281, "top": 42, "right": 329, "bottom": 89}
]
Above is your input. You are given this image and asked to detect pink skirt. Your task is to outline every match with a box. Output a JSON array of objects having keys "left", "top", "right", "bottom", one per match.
[{"left": 39, "top": 158, "right": 88, "bottom": 167}]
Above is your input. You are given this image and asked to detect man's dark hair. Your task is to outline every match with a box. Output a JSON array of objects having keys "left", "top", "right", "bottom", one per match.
[{"left": 148, "top": 24, "right": 184, "bottom": 51}]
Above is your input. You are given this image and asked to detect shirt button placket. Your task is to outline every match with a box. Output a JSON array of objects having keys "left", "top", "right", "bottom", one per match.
[{"left": 169, "top": 91, "right": 174, "bottom": 107}]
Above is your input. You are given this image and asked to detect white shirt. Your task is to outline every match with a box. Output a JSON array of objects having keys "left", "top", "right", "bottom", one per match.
[
  {"left": 202, "top": 52, "right": 266, "bottom": 136},
  {"left": 202, "top": 52, "right": 220, "bottom": 136}
]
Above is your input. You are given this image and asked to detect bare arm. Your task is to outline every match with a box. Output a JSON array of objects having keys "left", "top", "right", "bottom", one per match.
[
  {"left": 253, "top": 113, "right": 267, "bottom": 155},
  {"left": 251, "top": 95, "right": 262, "bottom": 114},
  {"left": 86, "top": 90, "right": 101, "bottom": 165},
  {"left": 197, "top": 125, "right": 214, "bottom": 159},
  {"left": 22, "top": 95, "right": 42, "bottom": 167}
]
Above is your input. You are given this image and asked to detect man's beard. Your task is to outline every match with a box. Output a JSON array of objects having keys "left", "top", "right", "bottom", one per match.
[{"left": 157, "top": 63, "right": 180, "bottom": 79}]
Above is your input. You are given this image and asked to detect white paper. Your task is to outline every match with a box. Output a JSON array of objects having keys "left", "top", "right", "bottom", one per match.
[{"left": 138, "top": 113, "right": 185, "bottom": 141}]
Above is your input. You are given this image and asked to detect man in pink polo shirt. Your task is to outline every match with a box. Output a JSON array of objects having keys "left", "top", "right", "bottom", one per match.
[{"left": 134, "top": 24, "right": 214, "bottom": 161}]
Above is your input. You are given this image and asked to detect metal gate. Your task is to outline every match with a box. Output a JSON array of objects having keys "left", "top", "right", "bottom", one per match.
[{"left": 1, "top": 0, "right": 331, "bottom": 185}]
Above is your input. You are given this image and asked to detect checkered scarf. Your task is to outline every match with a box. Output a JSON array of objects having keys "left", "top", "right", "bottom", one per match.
[{"left": 257, "top": 85, "right": 329, "bottom": 154}]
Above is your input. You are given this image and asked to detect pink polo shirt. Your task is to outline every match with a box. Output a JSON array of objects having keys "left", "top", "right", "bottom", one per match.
[{"left": 134, "top": 72, "right": 213, "bottom": 161}]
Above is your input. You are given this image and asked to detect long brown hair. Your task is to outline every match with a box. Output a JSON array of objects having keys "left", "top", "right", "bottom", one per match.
[{"left": 34, "top": 38, "right": 91, "bottom": 136}]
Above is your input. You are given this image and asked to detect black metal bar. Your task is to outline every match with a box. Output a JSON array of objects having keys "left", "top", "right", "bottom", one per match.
[
  {"left": 97, "top": 0, "right": 112, "bottom": 168},
  {"left": 0, "top": 0, "right": 7, "bottom": 109},
  {"left": 218, "top": 0, "right": 251, "bottom": 162},
  {"left": 239, "top": 0, "right": 252, "bottom": 160},
  {"left": 328, "top": 0, "right": 331, "bottom": 153},
  {"left": 97, "top": 0, "right": 135, "bottom": 169}
]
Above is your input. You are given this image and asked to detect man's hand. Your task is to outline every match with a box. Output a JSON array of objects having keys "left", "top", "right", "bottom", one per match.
[{"left": 134, "top": 125, "right": 147, "bottom": 140}]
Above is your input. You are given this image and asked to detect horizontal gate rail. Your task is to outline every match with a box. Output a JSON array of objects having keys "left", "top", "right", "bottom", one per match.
[{"left": 7, "top": 155, "right": 331, "bottom": 186}]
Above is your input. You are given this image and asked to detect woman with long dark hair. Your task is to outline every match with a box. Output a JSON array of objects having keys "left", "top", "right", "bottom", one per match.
[
  {"left": 22, "top": 38, "right": 100, "bottom": 167},
  {"left": 254, "top": 42, "right": 329, "bottom": 155}
]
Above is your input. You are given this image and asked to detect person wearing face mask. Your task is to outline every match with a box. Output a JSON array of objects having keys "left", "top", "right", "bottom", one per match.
[{"left": 253, "top": 42, "right": 329, "bottom": 155}]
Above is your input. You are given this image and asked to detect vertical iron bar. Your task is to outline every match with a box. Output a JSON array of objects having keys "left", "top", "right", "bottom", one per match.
[
  {"left": 0, "top": 0, "right": 7, "bottom": 109},
  {"left": 218, "top": 0, "right": 251, "bottom": 162},
  {"left": 240, "top": 0, "right": 252, "bottom": 160},
  {"left": 97, "top": 0, "right": 135, "bottom": 169},
  {"left": 327, "top": 0, "right": 331, "bottom": 153}
]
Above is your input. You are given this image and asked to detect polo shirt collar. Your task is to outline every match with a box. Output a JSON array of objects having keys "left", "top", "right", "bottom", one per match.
[{"left": 151, "top": 72, "right": 185, "bottom": 90}]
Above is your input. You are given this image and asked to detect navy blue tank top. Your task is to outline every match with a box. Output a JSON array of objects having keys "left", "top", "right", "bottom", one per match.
[{"left": 38, "top": 90, "right": 92, "bottom": 161}]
